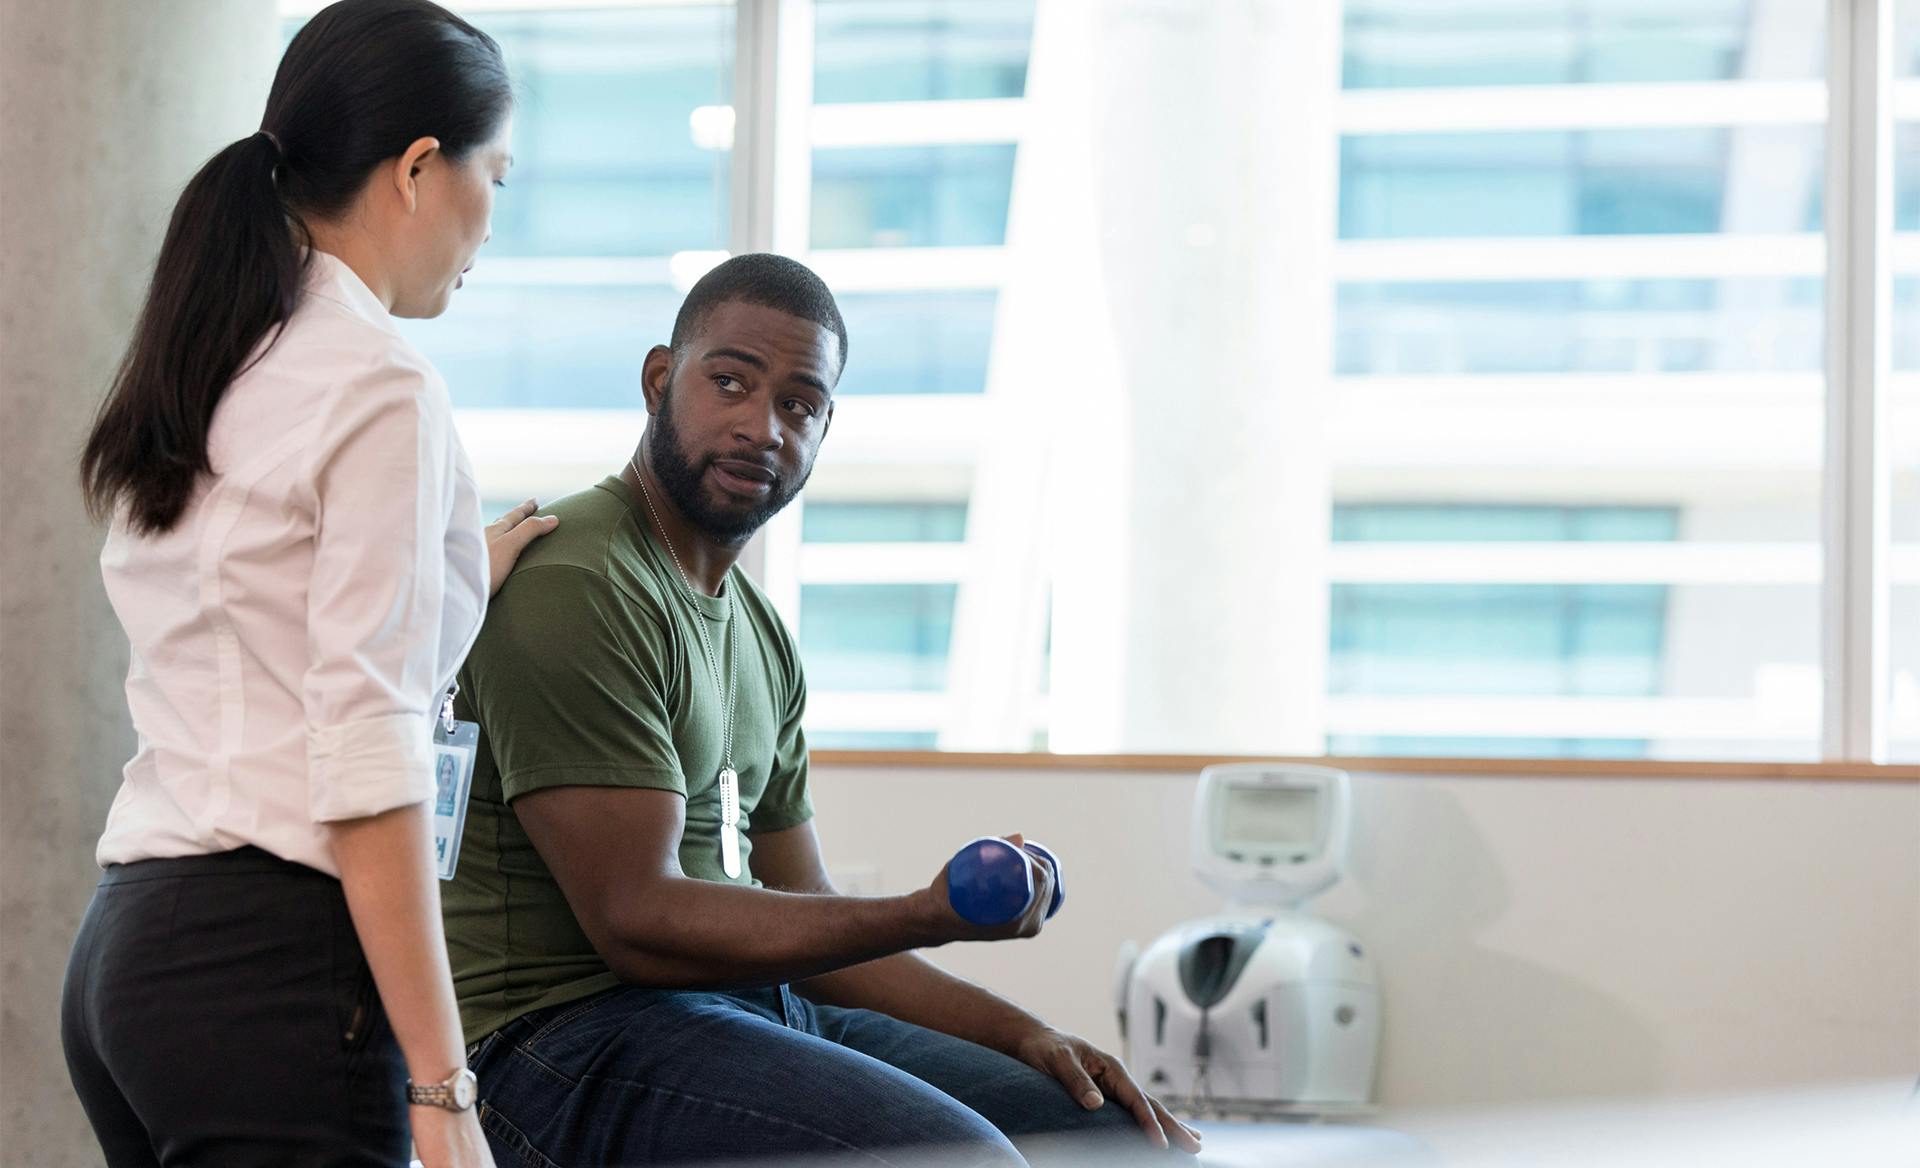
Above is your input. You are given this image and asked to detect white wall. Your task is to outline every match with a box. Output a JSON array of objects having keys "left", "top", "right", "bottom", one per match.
[{"left": 807, "top": 763, "right": 1920, "bottom": 1113}]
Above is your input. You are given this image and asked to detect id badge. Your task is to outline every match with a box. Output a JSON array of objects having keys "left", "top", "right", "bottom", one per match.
[{"left": 431, "top": 715, "right": 479, "bottom": 881}]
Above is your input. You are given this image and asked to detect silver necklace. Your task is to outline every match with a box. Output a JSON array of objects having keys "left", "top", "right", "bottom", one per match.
[{"left": 630, "top": 457, "right": 742, "bottom": 878}]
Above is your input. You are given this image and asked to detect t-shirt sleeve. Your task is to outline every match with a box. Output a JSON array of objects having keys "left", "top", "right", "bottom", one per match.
[
  {"left": 749, "top": 625, "right": 814, "bottom": 834},
  {"left": 464, "top": 564, "right": 687, "bottom": 804}
]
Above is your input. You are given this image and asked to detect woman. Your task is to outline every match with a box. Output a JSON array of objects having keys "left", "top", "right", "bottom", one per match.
[{"left": 64, "top": 2, "right": 546, "bottom": 1164}]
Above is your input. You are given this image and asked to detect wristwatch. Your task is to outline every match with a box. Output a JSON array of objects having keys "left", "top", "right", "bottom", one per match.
[{"left": 406, "top": 1067, "right": 479, "bottom": 1112}]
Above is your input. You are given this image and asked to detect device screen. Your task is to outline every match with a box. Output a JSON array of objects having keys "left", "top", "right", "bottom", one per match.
[{"left": 1221, "top": 784, "right": 1320, "bottom": 851}]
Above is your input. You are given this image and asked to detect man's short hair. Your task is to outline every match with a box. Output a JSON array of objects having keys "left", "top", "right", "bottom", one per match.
[{"left": 670, "top": 253, "right": 849, "bottom": 374}]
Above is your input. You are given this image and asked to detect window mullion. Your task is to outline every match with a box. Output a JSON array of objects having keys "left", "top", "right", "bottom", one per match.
[{"left": 1821, "top": 0, "right": 1895, "bottom": 761}]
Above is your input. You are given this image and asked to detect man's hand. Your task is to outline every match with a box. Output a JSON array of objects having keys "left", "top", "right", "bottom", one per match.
[
  {"left": 921, "top": 833, "right": 1059, "bottom": 944},
  {"left": 1012, "top": 1026, "right": 1203, "bottom": 1154}
]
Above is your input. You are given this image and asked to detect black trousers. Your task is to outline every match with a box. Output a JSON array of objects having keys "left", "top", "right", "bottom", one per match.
[{"left": 61, "top": 847, "right": 410, "bottom": 1167}]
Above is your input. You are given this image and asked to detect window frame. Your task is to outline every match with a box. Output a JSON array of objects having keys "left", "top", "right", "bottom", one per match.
[{"left": 1823, "top": 0, "right": 1898, "bottom": 761}]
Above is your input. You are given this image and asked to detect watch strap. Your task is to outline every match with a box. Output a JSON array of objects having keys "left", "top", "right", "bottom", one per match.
[{"left": 406, "top": 1067, "right": 477, "bottom": 1112}]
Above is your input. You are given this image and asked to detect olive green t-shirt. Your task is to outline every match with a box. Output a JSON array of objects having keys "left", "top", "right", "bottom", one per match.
[{"left": 441, "top": 476, "right": 813, "bottom": 1044}]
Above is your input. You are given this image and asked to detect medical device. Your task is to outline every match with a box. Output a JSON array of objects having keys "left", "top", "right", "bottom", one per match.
[{"left": 1117, "top": 764, "right": 1379, "bottom": 1117}]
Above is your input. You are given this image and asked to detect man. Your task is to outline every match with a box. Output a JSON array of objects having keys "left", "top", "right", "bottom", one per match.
[{"left": 442, "top": 254, "right": 1199, "bottom": 1166}]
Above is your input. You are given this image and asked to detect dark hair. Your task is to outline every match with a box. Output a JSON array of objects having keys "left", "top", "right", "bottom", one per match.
[
  {"left": 670, "top": 253, "right": 850, "bottom": 373},
  {"left": 81, "top": 0, "right": 511, "bottom": 534}
]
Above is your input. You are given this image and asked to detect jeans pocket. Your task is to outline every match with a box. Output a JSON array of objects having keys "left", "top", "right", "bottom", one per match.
[
  {"left": 479, "top": 1100, "right": 562, "bottom": 1168},
  {"left": 468, "top": 1029, "right": 498, "bottom": 1067},
  {"left": 521, "top": 989, "right": 619, "bottom": 1055}
]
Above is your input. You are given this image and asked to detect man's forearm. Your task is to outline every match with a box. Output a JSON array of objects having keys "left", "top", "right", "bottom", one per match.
[
  {"left": 796, "top": 951, "right": 1046, "bottom": 1057},
  {"left": 595, "top": 878, "right": 956, "bottom": 989}
]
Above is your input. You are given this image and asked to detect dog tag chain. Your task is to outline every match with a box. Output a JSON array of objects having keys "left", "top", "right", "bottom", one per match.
[{"left": 632, "top": 458, "right": 742, "bottom": 878}]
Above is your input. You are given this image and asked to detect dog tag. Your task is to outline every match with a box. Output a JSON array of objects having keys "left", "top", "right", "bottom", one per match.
[{"left": 718, "top": 767, "right": 741, "bottom": 878}]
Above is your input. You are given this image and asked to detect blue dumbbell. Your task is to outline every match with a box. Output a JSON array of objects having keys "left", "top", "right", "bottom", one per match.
[{"left": 946, "top": 837, "right": 1066, "bottom": 926}]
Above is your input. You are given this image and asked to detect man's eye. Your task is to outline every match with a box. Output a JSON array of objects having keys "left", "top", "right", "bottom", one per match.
[
  {"left": 715, "top": 375, "right": 740, "bottom": 391},
  {"left": 785, "top": 399, "right": 816, "bottom": 418}
]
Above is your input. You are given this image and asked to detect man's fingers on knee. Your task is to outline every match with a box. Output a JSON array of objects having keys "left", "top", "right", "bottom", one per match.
[
  {"left": 1129, "top": 1095, "right": 1169, "bottom": 1148},
  {"left": 1152, "top": 1097, "right": 1200, "bottom": 1151},
  {"left": 1102, "top": 1072, "right": 1167, "bottom": 1147},
  {"left": 1101, "top": 1062, "right": 1146, "bottom": 1108},
  {"left": 1051, "top": 1050, "right": 1101, "bottom": 1109}
]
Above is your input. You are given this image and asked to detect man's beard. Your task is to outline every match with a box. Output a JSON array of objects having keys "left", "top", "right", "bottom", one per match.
[{"left": 647, "top": 388, "right": 811, "bottom": 546}]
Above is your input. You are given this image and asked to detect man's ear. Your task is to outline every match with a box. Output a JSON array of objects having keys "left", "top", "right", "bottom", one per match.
[{"left": 640, "top": 344, "right": 674, "bottom": 415}]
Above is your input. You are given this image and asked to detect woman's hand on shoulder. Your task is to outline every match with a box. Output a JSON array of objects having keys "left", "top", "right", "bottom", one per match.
[{"left": 484, "top": 499, "right": 559, "bottom": 597}]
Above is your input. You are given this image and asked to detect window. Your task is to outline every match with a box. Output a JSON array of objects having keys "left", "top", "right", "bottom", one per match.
[
  {"left": 803, "top": 502, "right": 969, "bottom": 543},
  {"left": 475, "top": 7, "right": 733, "bottom": 261},
  {"left": 831, "top": 292, "right": 997, "bottom": 395},
  {"left": 1341, "top": 128, "right": 1822, "bottom": 239},
  {"left": 1342, "top": 0, "right": 1808, "bottom": 88},
  {"left": 1321, "top": 2, "right": 1828, "bottom": 760},
  {"left": 283, "top": 0, "right": 1915, "bottom": 765},
  {"left": 791, "top": 0, "right": 1831, "bottom": 761},
  {"left": 812, "top": 146, "right": 1017, "bottom": 249},
  {"left": 798, "top": 583, "right": 957, "bottom": 693},
  {"left": 812, "top": 0, "right": 1033, "bottom": 104},
  {"left": 1330, "top": 509, "right": 1677, "bottom": 688},
  {"left": 1336, "top": 280, "right": 1824, "bottom": 375},
  {"left": 1327, "top": 507, "right": 1680, "bottom": 757}
]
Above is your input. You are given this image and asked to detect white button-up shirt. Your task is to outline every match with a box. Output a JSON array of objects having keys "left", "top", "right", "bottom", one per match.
[{"left": 96, "top": 250, "right": 487, "bottom": 877}]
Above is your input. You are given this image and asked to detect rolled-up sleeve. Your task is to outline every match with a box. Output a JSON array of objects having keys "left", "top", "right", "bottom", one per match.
[{"left": 301, "top": 357, "right": 454, "bottom": 822}]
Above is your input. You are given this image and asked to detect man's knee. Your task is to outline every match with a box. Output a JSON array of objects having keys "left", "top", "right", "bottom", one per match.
[
  {"left": 878, "top": 1093, "right": 1026, "bottom": 1168},
  {"left": 1075, "top": 1098, "right": 1145, "bottom": 1135},
  {"left": 800, "top": 1052, "right": 1026, "bottom": 1166},
  {"left": 1012, "top": 1101, "right": 1181, "bottom": 1168},
  {"left": 1013, "top": 1085, "right": 1145, "bottom": 1140}
]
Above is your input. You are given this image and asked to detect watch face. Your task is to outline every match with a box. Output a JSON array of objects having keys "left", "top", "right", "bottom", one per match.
[{"left": 452, "top": 1071, "right": 478, "bottom": 1109}]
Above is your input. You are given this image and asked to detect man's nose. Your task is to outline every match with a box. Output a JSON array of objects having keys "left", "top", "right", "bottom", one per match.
[{"left": 734, "top": 399, "right": 783, "bottom": 450}]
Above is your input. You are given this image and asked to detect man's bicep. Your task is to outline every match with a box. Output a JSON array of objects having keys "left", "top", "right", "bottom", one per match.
[
  {"left": 749, "top": 820, "right": 834, "bottom": 894},
  {"left": 464, "top": 567, "right": 683, "bottom": 793},
  {"left": 515, "top": 785, "right": 689, "bottom": 953}
]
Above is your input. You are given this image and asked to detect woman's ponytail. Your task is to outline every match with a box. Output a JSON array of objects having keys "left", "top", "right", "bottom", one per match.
[{"left": 81, "top": 131, "right": 303, "bottom": 534}]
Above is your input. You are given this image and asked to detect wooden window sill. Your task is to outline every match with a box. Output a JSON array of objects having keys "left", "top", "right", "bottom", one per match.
[{"left": 809, "top": 750, "right": 1920, "bottom": 782}]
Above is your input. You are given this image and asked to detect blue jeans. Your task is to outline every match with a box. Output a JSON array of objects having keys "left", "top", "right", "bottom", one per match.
[{"left": 468, "top": 984, "right": 1144, "bottom": 1167}]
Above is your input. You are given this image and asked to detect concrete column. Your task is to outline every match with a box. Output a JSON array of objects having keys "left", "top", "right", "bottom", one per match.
[
  {"left": 1092, "top": 0, "right": 1343, "bottom": 753},
  {"left": 949, "top": 0, "right": 1343, "bottom": 754},
  {"left": 944, "top": 0, "right": 1131, "bottom": 751},
  {"left": 1, "top": 1, "right": 277, "bottom": 1159}
]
